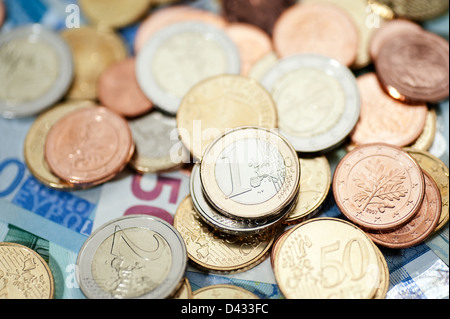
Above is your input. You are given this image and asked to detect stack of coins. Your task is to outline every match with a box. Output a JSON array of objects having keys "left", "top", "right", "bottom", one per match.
[{"left": 333, "top": 143, "right": 443, "bottom": 249}]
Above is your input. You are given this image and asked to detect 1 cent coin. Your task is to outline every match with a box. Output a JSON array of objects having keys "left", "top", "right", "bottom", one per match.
[{"left": 333, "top": 143, "right": 425, "bottom": 231}]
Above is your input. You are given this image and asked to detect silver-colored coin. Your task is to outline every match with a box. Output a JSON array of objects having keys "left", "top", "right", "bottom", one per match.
[
  {"left": 0, "top": 24, "right": 74, "bottom": 118},
  {"left": 77, "top": 215, "right": 187, "bottom": 299},
  {"left": 136, "top": 21, "right": 240, "bottom": 115},
  {"left": 191, "top": 163, "right": 295, "bottom": 236},
  {"left": 200, "top": 126, "right": 300, "bottom": 220},
  {"left": 260, "top": 54, "right": 360, "bottom": 153},
  {"left": 128, "top": 110, "right": 189, "bottom": 174}
]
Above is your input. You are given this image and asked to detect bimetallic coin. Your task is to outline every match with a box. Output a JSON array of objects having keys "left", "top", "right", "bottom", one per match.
[
  {"left": 177, "top": 74, "right": 278, "bottom": 161},
  {"left": 374, "top": 30, "right": 449, "bottom": 103},
  {"left": 61, "top": 26, "right": 127, "bottom": 100},
  {"left": 79, "top": 0, "right": 153, "bottom": 29},
  {"left": 193, "top": 284, "right": 259, "bottom": 299},
  {"left": 77, "top": 215, "right": 187, "bottom": 299},
  {"left": 273, "top": 218, "right": 380, "bottom": 299},
  {"left": 129, "top": 110, "right": 189, "bottom": 174},
  {"left": 261, "top": 54, "right": 360, "bottom": 153},
  {"left": 351, "top": 73, "right": 428, "bottom": 147},
  {"left": 273, "top": 3, "right": 359, "bottom": 67},
  {"left": 98, "top": 57, "right": 153, "bottom": 118},
  {"left": 190, "top": 164, "right": 292, "bottom": 236},
  {"left": 134, "top": 5, "right": 228, "bottom": 53},
  {"left": 368, "top": 170, "right": 441, "bottom": 249},
  {"left": 284, "top": 156, "right": 331, "bottom": 225},
  {"left": 248, "top": 52, "right": 278, "bottom": 82},
  {"left": 333, "top": 143, "right": 425, "bottom": 231},
  {"left": 0, "top": 24, "right": 73, "bottom": 118},
  {"left": 174, "top": 196, "right": 275, "bottom": 274},
  {"left": 0, "top": 242, "right": 54, "bottom": 299},
  {"left": 24, "top": 100, "right": 97, "bottom": 190},
  {"left": 136, "top": 21, "right": 240, "bottom": 115},
  {"left": 200, "top": 127, "right": 300, "bottom": 220},
  {"left": 405, "top": 148, "right": 449, "bottom": 232},
  {"left": 45, "top": 107, "right": 134, "bottom": 186}
]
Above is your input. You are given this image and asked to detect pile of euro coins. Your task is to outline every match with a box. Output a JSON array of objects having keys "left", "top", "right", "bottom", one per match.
[{"left": 0, "top": 0, "right": 449, "bottom": 300}]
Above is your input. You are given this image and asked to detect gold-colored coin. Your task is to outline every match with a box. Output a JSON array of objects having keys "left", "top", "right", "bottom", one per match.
[
  {"left": 79, "top": 0, "right": 153, "bottom": 30},
  {"left": 193, "top": 284, "right": 260, "bottom": 299},
  {"left": 24, "top": 100, "right": 97, "bottom": 190},
  {"left": 409, "top": 108, "right": 437, "bottom": 151},
  {"left": 273, "top": 218, "right": 380, "bottom": 299},
  {"left": 171, "top": 277, "right": 193, "bottom": 299},
  {"left": 61, "top": 26, "right": 127, "bottom": 100},
  {"left": 284, "top": 156, "right": 331, "bottom": 225},
  {"left": 177, "top": 74, "right": 278, "bottom": 161},
  {"left": 174, "top": 196, "right": 275, "bottom": 274},
  {"left": 405, "top": 148, "right": 449, "bottom": 232},
  {"left": 0, "top": 242, "right": 54, "bottom": 299},
  {"left": 373, "top": 245, "right": 389, "bottom": 299}
]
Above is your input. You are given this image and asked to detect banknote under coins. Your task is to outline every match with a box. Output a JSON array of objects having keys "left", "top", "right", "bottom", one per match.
[
  {"left": 0, "top": 242, "right": 54, "bottom": 299},
  {"left": 76, "top": 215, "right": 187, "bottom": 299},
  {"left": 0, "top": 24, "right": 74, "bottom": 119}
]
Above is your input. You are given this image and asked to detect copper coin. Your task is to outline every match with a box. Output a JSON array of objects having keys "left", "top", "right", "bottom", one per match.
[
  {"left": 369, "top": 19, "right": 423, "bottom": 61},
  {"left": 350, "top": 72, "right": 428, "bottom": 147},
  {"left": 97, "top": 57, "right": 153, "bottom": 118},
  {"left": 333, "top": 143, "right": 425, "bottom": 231},
  {"left": 272, "top": 3, "right": 358, "bottom": 67},
  {"left": 225, "top": 22, "right": 273, "bottom": 76},
  {"left": 375, "top": 30, "right": 449, "bottom": 103},
  {"left": 221, "top": 0, "right": 295, "bottom": 36},
  {"left": 45, "top": 107, "right": 134, "bottom": 186},
  {"left": 367, "top": 170, "right": 441, "bottom": 248},
  {"left": 134, "top": 5, "right": 227, "bottom": 53}
]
